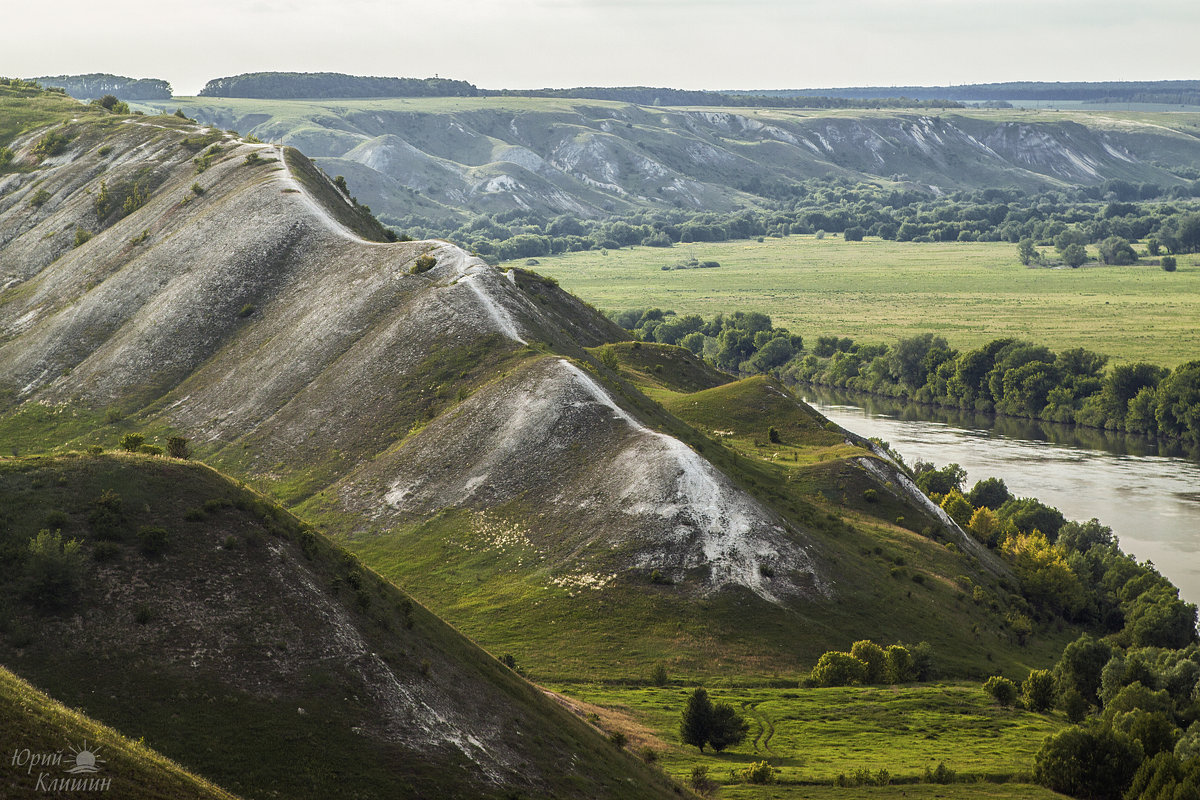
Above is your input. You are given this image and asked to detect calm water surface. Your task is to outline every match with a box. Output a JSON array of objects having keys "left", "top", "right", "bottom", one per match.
[{"left": 798, "top": 386, "right": 1200, "bottom": 604}]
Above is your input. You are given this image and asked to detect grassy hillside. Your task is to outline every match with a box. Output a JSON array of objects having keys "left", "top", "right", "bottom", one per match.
[
  {"left": 1, "top": 665, "right": 239, "bottom": 799},
  {"left": 143, "top": 96, "right": 1200, "bottom": 227},
  {"left": 0, "top": 81, "right": 96, "bottom": 152},
  {"left": 308, "top": 345, "right": 1076, "bottom": 683},
  {"left": 0, "top": 453, "right": 680, "bottom": 800},
  {"left": 515, "top": 235, "right": 1200, "bottom": 366}
]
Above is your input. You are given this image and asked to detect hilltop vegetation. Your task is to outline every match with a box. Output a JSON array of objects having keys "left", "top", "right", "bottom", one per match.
[
  {"left": 199, "top": 72, "right": 479, "bottom": 99},
  {"left": 31, "top": 73, "right": 172, "bottom": 101}
]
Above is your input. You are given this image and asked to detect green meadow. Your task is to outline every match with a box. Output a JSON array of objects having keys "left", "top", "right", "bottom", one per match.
[
  {"left": 512, "top": 236, "right": 1200, "bottom": 367},
  {"left": 551, "top": 682, "right": 1065, "bottom": 799}
]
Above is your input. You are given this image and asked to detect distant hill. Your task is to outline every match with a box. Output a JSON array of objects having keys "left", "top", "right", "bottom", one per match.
[
  {"left": 31, "top": 73, "right": 172, "bottom": 100},
  {"left": 738, "top": 80, "right": 1200, "bottom": 105},
  {"left": 199, "top": 72, "right": 479, "bottom": 99},
  {"left": 151, "top": 96, "right": 1200, "bottom": 229}
]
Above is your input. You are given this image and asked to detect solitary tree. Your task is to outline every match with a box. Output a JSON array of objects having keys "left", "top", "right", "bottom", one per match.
[
  {"left": 680, "top": 688, "right": 748, "bottom": 753},
  {"left": 1061, "top": 242, "right": 1088, "bottom": 268}
]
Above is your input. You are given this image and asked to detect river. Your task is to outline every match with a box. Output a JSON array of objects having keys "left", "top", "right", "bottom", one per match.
[{"left": 798, "top": 385, "right": 1200, "bottom": 604}]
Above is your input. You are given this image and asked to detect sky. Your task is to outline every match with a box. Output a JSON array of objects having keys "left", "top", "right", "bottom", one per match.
[{"left": 6, "top": 0, "right": 1199, "bottom": 96}]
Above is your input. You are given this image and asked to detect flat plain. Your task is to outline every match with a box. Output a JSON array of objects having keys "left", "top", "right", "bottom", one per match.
[{"left": 513, "top": 236, "right": 1200, "bottom": 366}]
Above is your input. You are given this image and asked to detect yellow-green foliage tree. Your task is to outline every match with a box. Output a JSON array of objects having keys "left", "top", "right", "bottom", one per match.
[
  {"left": 1000, "top": 531, "right": 1086, "bottom": 618},
  {"left": 940, "top": 490, "right": 974, "bottom": 527}
]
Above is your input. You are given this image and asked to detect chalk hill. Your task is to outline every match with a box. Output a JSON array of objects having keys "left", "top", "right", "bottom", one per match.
[{"left": 0, "top": 105, "right": 1064, "bottom": 692}]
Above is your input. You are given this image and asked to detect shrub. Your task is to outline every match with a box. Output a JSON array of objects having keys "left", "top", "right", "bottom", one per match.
[
  {"left": 22, "top": 531, "right": 86, "bottom": 610},
  {"left": 139, "top": 444, "right": 163, "bottom": 456},
  {"left": 30, "top": 188, "right": 51, "bottom": 207},
  {"left": 862, "top": 488, "right": 879, "bottom": 503},
  {"left": 607, "top": 731, "right": 627, "bottom": 748},
  {"left": 1034, "top": 724, "right": 1142, "bottom": 799},
  {"left": 767, "top": 426, "right": 781, "bottom": 444},
  {"left": 651, "top": 663, "right": 668, "bottom": 686},
  {"left": 73, "top": 228, "right": 92, "bottom": 248},
  {"left": 136, "top": 526, "right": 168, "bottom": 557},
  {"left": 91, "top": 541, "right": 122, "bottom": 563},
  {"left": 166, "top": 436, "right": 191, "bottom": 459},
  {"left": 850, "top": 640, "right": 887, "bottom": 683},
  {"left": 924, "top": 762, "right": 956, "bottom": 784},
  {"left": 1161, "top": 255, "right": 1177, "bottom": 271},
  {"left": 984, "top": 675, "right": 1019, "bottom": 707},
  {"left": 237, "top": 303, "right": 255, "bottom": 318},
  {"left": 739, "top": 761, "right": 777, "bottom": 784},
  {"left": 88, "top": 490, "right": 125, "bottom": 541},
  {"left": 119, "top": 433, "right": 145, "bottom": 452},
  {"left": 640, "top": 746, "right": 657, "bottom": 763},
  {"left": 885, "top": 645, "right": 913, "bottom": 683},
  {"left": 1059, "top": 687, "right": 1090, "bottom": 724},
  {"left": 811, "top": 651, "right": 867, "bottom": 686},
  {"left": 243, "top": 152, "right": 261, "bottom": 166},
  {"left": 411, "top": 253, "right": 437, "bottom": 274},
  {"left": 42, "top": 510, "right": 69, "bottom": 530},
  {"left": 0, "top": 146, "right": 13, "bottom": 168},
  {"left": 689, "top": 765, "right": 716, "bottom": 796}
]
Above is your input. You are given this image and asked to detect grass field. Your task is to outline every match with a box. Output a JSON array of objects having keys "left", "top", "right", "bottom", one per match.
[
  {"left": 550, "top": 682, "right": 1064, "bottom": 799},
  {"left": 512, "top": 236, "right": 1200, "bottom": 367}
]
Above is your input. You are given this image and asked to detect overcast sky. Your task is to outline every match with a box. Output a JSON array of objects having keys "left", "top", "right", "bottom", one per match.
[{"left": 6, "top": 0, "right": 1198, "bottom": 96}]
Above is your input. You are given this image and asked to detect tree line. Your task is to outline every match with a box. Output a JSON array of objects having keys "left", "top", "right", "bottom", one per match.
[
  {"left": 32, "top": 73, "right": 172, "bottom": 100},
  {"left": 386, "top": 180, "right": 1200, "bottom": 261},
  {"left": 198, "top": 72, "right": 481, "bottom": 99},
  {"left": 614, "top": 311, "right": 1200, "bottom": 447}
]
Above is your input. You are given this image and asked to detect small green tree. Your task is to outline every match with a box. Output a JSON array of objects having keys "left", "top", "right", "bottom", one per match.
[
  {"left": 939, "top": 490, "right": 974, "bottom": 527},
  {"left": 119, "top": 433, "right": 145, "bottom": 452},
  {"left": 651, "top": 663, "right": 668, "bottom": 687},
  {"left": 984, "top": 675, "right": 1019, "bottom": 707},
  {"left": 166, "top": 436, "right": 191, "bottom": 459},
  {"left": 707, "top": 702, "right": 749, "bottom": 752},
  {"left": 23, "top": 530, "right": 86, "bottom": 610},
  {"left": 1017, "top": 237, "right": 1040, "bottom": 266},
  {"left": 1161, "top": 255, "right": 1177, "bottom": 272},
  {"left": 1061, "top": 242, "right": 1088, "bottom": 268},
  {"left": 1023, "top": 669, "right": 1056, "bottom": 712}
]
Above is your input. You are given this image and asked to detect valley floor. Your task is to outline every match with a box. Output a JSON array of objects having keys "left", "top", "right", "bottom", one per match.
[{"left": 514, "top": 236, "right": 1200, "bottom": 366}]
